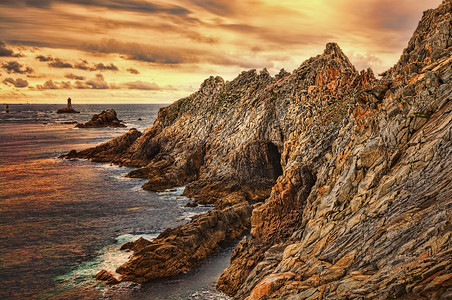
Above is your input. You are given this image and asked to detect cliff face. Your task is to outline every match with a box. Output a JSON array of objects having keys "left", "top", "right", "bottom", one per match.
[
  {"left": 65, "top": 1, "right": 452, "bottom": 298},
  {"left": 218, "top": 1, "right": 452, "bottom": 298}
]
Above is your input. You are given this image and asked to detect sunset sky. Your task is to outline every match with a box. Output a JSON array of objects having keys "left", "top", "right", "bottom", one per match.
[{"left": 0, "top": 0, "right": 442, "bottom": 104}]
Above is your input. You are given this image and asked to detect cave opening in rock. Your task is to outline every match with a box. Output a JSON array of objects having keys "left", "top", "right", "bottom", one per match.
[{"left": 267, "top": 142, "right": 283, "bottom": 180}]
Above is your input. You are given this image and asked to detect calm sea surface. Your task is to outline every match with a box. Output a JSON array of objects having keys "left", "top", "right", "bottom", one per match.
[{"left": 0, "top": 104, "right": 231, "bottom": 299}]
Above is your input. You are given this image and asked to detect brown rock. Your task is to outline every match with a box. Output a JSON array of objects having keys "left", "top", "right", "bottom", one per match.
[
  {"left": 65, "top": 1, "right": 452, "bottom": 298},
  {"left": 95, "top": 269, "right": 120, "bottom": 285},
  {"left": 76, "top": 109, "right": 126, "bottom": 128},
  {"left": 59, "top": 128, "right": 141, "bottom": 163},
  {"left": 116, "top": 202, "right": 252, "bottom": 283}
]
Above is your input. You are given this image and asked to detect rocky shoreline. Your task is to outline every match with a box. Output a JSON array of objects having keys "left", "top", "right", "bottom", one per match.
[{"left": 62, "top": 1, "right": 451, "bottom": 298}]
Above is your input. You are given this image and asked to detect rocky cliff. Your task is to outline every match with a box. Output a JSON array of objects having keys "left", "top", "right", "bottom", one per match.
[{"left": 64, "top": 1, "right": 451, "bottom": 298}]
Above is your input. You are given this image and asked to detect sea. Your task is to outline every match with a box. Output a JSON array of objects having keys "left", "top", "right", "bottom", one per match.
[{"left": 0, "top": 104, "right": 232, "bottom": 299}]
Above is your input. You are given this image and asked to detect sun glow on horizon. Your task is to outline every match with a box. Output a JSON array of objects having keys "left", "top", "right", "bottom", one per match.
[{"left": 0, "top": 0, "right": 442, "bottom": 104}]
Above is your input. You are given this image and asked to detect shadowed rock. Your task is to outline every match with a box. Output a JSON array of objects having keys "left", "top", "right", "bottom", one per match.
[
  {"left": 57, "top": 97, "right": 79, "bottom": 113},
  {"left": 76, "top": 109, "right": 126, "bottom": 128},
  {"left": 60, "top": 128, "right": 141, "bottom": 163}
]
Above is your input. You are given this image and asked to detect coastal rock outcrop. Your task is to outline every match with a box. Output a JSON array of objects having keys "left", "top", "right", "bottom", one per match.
[
  {"left": 76, "top": 109, "right": 126, "bottom": 128},
  {"left": 95, "top": 270, "right": 120, "bottom": 285},
  {"left": 57, "top": 107, "right": 79, "bottom": 114},
  {"left": 61, "top": 128, "right": 141, "bottom": 163},
  {"left": 217, "top": 1, "right": 452, "bottom": 298},
  {"left": 65, "top": 0, "right": 451, "bottom": 298},
  {"left": 114, "top": 202, "right": 252, "bottom": 282}
]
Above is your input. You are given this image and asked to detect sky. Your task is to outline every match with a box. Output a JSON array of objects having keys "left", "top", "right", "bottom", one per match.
[{"left": 0, "top": 0, "right": 443, "bottom": 104}]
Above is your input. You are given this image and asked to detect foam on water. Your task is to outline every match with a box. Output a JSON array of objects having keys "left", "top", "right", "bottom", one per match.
[
  {"left": 51, "top": 186, "right": 211, "bottom": 297},
  {"left": 54, "top": 232, "right": 159, "bottom": 287}
]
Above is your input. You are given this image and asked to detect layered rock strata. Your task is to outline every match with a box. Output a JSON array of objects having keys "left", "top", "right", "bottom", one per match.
[
  {"left": 112, "top": 202, "right": 251, "bottom": 282},
  {"left": 65, "top": 1, "right": 451, "bottom": 298},
  {"left": 76, "top": 108, "right": 126, "bottom": 128},
  {"left": 62, "top": 128, "right": 141, "bottom": 163},
  {"left": 218, "top": 1, "right": 452, "bottom": 298}
]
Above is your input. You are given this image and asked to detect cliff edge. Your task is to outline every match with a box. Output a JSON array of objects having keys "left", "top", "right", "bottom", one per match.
[{"left": 63, "top": 1, "right": 451, "bottom": 298}]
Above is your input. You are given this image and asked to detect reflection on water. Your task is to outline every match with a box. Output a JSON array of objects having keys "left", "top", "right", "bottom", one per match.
[{"left": 0, "top": 105, "right": 231, "bottom": 299}]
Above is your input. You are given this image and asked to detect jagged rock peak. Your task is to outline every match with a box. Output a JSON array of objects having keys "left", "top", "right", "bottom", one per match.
[
  {"left": 383, "top": 0, "right": 451, "bottom": 78},
  {"left": 321, "top": 42, "right": 352, "bottom": 65},
  {"left": 275, "top": 68, "right": 290, "bottom": 80},
  {"left": 199, "top": 75, "right": 225, "bottom": 95},
  {"left": 323, "top": 42, "right": 342, "bottom": 55}
]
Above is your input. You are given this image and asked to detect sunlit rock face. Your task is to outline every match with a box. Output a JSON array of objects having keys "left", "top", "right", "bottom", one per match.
[
  {"left": 218, "top": 1, "right": 452, "bottom": 298},
  {"left": 66, "top": 0, "right": 451, "bottom": 298}
]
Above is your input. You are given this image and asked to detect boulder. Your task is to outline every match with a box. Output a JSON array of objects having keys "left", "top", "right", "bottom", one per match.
[{"left": 76, "top": 109, "right": 125, "bottom": 128}]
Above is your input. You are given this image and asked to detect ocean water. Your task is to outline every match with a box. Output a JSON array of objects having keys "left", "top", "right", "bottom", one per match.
[{"left": 0, "top": 104, "right": 232, "bottom": 299}]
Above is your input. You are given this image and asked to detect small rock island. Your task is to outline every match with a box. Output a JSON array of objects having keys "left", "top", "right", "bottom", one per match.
[
  {"left": 57, "top": 97, "right": 79, "bottom": 114},
  {"left": 76, "top": 109, "right": 126, "bottom": 128}
]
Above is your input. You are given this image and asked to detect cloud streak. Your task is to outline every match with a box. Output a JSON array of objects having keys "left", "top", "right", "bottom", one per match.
[
  {"left": 0, "top": 41, "right": 22, "bottom": 57},
  {"left": 124, "top": 81, "right": 160, "bottom": 90},
  {"left": 1, "top": 61, "right": 33, "bottom": 74},
  {"left": 64, "top": 73, "right": 85, "bottom": 80},
  {"left": 3, "top": 77, "right": 29, "bottom": 88},
  {"left": 83, "top": 38, "right": 270, "bottom": 68},
  {"left": 36, "top": 55, "right": 120, "bottom": 71},
  {"left": 126, "top": 68, "right": 140, "bottom": 74},
  {"left": 48, "top": 59, "right": 73, "bottom": 68},
  {"left": 36, "top": 80, "right": 72, "bottom": 90},
  {"left": 2, "top": 0, "right": 191, "bottom": 16}
]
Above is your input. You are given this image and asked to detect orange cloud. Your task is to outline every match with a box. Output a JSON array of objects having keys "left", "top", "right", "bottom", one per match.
[
  {"left": 3, "top": 77, "right": 29, "bottom": 88},
  {"left": 0, "top": 0, "right": 443, "bottom": 103}
]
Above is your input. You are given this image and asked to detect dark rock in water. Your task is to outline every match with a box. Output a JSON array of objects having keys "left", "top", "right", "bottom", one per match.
[
  {"left": 138, "top": 118, "right": 142, "bottom": 121},
  {"left": 185, "top": 201, "right": 198, "bottom": 207},
  {"left": 57, "top": 107, "right": 79, "bottom": 114},
  {"left": 61, "top": 121, "right": 78, "bottom": 124},
  {"left": 76, "top": 109, "right": 126, "bottom": 128},
  {"left": 57, "top": 97, "right": 79, "bottom": 113},
  {"left": 95, "top": 270, "right": 120, "bottom": 285},
  {"left": 116, "top": 202, "right": 252, "bottom": 283},
  {"left": 60, "top": 149, "right": 78, "bottom": 159}
]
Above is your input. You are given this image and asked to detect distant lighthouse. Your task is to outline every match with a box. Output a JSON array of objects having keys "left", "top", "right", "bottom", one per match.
[{"left": 57, "top": 97, "right": 79, "bottom": 113}]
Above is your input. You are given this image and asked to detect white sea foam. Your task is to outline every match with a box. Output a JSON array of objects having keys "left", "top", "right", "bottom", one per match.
[{"left": 54, "top": 233, "right": 158, "bottom": 288}]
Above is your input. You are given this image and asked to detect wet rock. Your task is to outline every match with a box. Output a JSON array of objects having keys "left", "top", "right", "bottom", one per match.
[
  {"left": 116, "top": 202, "right": 252, "bottom": 283},
  {"left": 57, "top": 97, "right": 79, "bottom": 114},
  {"left": 95, "top": 270, "right": 120, "bottom": 285},
  {"left": 76, "top": 109, "right": 126, "bottom": 128},
  {"left": 60, "top": 128, "right": 141, "bottom": 163},
  {"left": 57, "top": 107, "right": 79, "bottom": 113},
  {"left": 185, "top": 201, "right": 198, "bottom": 207},
  {"left": 120, "top": 237, "right": 153, "bottom": 252}
]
